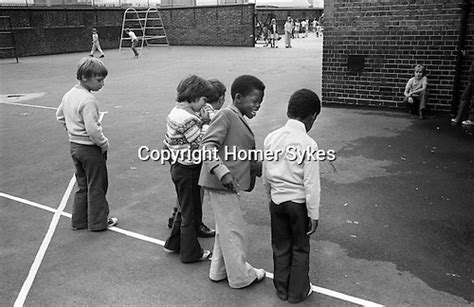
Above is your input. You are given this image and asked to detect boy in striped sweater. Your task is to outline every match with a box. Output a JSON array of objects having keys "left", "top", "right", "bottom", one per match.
[{"left": 163, "top": 74, "right": 215, "bottom": 263}]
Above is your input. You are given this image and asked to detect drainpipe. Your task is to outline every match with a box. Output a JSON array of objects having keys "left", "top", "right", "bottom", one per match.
[{"left": 451, "top": 0, "right": 471, "bottom": 114}]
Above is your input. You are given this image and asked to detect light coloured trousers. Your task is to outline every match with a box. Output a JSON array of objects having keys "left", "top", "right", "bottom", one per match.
[
  {"left": 90, "top": 41, "right": 104, "bottom": 56},
  {"left": 204, "top": 188, "right": 258, "bottom": 288}
]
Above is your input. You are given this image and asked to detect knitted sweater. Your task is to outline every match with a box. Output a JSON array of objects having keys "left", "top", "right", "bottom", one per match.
[
  {"left": 56, "top": 84, "right": 109, "bottom": 152},
  {"left": 164, "top": 103, "right": 204, "bottom": 165}
]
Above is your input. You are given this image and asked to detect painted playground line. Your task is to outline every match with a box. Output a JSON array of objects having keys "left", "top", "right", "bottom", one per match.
[
  {"left": 1, "top": 191, "right": 384, "bottom": 307},
  {"left": 1, "top": 101, "right": 384, "bottom": 306}
]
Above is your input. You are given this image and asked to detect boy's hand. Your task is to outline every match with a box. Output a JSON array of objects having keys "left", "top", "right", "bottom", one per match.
[
  {"left": 221, "top": 173, "right": 240, "bottom": 194},
  {"left": 251, "top": 161, "right": 262, "bottom": 177},
  {"left": 306, "top": 219, "right": 318, "bottom": 236},
  {"left": 200, "top": 109, "right": 210, "bottom": 124}
]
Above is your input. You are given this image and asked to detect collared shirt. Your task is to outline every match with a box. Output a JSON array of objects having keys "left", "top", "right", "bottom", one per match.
[{"left": 263, "top": 119, "right": 320, "bottom": 220}]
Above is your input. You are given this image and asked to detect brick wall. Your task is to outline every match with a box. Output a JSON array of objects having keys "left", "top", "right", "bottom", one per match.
[
  {"left": 160, "top": 4, "right": 255, "bottom": 46},
  {"left": 322, "top": 0, "right": 474, "bottom": 111},
  {"left": 0, "top": 4, "right": 254, "bottom": 58}
]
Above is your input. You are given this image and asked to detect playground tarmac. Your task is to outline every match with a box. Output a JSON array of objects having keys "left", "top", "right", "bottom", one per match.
[{"left": 1, "top": 37, "right": 473, "bottom": 306}]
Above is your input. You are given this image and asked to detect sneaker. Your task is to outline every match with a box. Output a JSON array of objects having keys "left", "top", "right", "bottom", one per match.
[
  {"left": 451, "top": 118, "right": 459, "bottom": 125},
  {"left": 163, "top": 247, "right": 177, "bottom": 253},
  {"left": 462, "top": 119, "right": 474, "bottom": 126},
  {"left": 198, "top": 249, "right": 212, "bottom": 261},
  {"left": 107, "top": 217, "right": 118, "bottom": 227},
  {"left": 89, "top": 54, "right": 93, "bottom": 57},
  {"left": 99, "top": 54, "right": 105, "bottom": 58}
]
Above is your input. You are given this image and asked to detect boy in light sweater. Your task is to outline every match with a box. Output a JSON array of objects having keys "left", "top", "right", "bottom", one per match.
[{"left": 56, "top": 57, "right": 118, "bottom": 232}]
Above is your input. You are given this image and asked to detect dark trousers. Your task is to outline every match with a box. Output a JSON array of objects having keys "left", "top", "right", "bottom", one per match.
[
  {"left": 454, "top": 83, "right": 473, "bottom": 122},
  {"left": 403, "top": 90, "right": 427, "bottom": 115},
  {"left": 270, "top": 200, "right": 311, "bottom": 302},
  {"left": 70, "top": 142, "right": 109, "bottom": 231},
  {"left": 165, "top": 163, "right": 203, "bottom": 263},
  {"left": 131, "top": 39, "right": 139, "bottom": 56}
]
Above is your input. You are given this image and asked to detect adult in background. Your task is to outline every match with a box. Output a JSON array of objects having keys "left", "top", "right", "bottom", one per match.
[{"left": 284, "top": 17, "right": 293, "bottom": 48}]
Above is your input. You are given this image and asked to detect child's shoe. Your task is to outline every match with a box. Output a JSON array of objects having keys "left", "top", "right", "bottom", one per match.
[
  {"left": 99, "top": 54, "right": 105, "bottom": 58},
  {"left": 462, "top": 119, "right": 474, "bottom": 126},
  {"left": 198, "top": 249, "right": 212, "bottom": 261},
  {"left": 90, "top": 217, "right": 118, "bottom": 232},
  {"left": 451, "top": 118, "right": 459, "bottom": 125},
  {"left": 107, "top": 217, "right": 118, "bottom": 227}
]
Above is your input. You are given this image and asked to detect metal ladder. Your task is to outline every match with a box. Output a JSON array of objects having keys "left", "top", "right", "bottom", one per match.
[
  {"left": 0, "top": 16, "right": 19, "bottom": 63},
  {"left": 119, "top": 7, "right": 169, "bottom": 53}
]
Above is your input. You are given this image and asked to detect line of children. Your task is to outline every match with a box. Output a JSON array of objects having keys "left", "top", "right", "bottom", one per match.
[
  {"left": 57, "top": 63, "right": 321, "bottom": 301},
  {"left": 56, "top": 57, "right": 118, "bottom": 231}
]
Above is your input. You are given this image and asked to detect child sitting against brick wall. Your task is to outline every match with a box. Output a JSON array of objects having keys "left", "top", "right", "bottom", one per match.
[{"left": 403, "top": 64, "right": 428, "bottom": 119}]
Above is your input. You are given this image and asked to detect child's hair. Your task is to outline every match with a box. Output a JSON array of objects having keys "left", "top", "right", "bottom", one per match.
[
  {"left": 76, "top": 57, "right": 108, "bottom": 81},
  {"left": 176, "top": 75, "right": 214, "bottom": 103},
  {"left": 287, "top": 89, "right": 321, "bottom": 119},
  {"left": 208, "top": 78, "right": 226, "bottom": 103},
  {"left": 414, "top": 64, "right": 426, "bottom": 75},
  {"left": 92, "top": 28, "right": 97, "bottom": 32},
  {"left": 125, "top": 28, "right": 130, "bottom": 32},
  {"left": 230, "top": 75, "right": 265, "bottom": 100}
]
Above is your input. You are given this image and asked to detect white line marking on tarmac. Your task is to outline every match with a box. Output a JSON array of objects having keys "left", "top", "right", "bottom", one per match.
[
  {"left": 0, "top": 101, "right": 58, "bottom": 110},
  {"left": 0, "top": 100, "right": 110, "bottom": 120},
  {"left": 2, "top": 191, "right": 383, "bottom": 306},
  {"left": 12, "top": 175, "right": 76, "bottom": 307}
]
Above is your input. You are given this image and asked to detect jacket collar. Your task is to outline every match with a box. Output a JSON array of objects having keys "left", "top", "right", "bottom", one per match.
[{"left": 229, "top": 104, "right": 253, "bottom": 135}]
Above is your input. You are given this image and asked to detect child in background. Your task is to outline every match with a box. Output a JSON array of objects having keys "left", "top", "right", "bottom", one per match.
[
  {"left": 284, "top": 17, "right": 293, "bottom": 48},
  {"left": 263, "top": 89, "right": 321, "bottom": 303},
  {"left": 294, "top": 19, "right": 300, "bottom": 39},
  {"left": 199, "top": 75, "right": 266, "bottom": 289},
  {"left": 163, "top": 74, "right": 214, "bottom": 263},
  {"left": 125, "top": 28, "right": 139, "bottom": 58},
  {"left": 403, "top": 64, "right": 428, "bottom": 119},
  {"left": 56, "top": 57, "right": 118, "bottom": 231},
  {"left": 269, "top": 18, "right": 279, "bottom": 48},
  {"left": 201, "top": 78, "right": 227, "bottom": 133},
  {"left": 167, "top": 78, "right": 227, "bottom": 238},
  {"left": 89, "top": 28, "right": 105, "bottom": 58}
]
